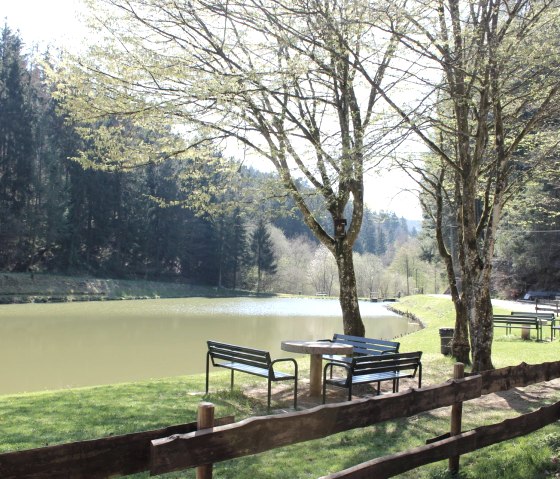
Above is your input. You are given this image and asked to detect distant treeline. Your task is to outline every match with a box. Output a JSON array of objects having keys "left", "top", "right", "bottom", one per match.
[
  {"left": 0, "top": 25, "right": 415, "bottom": 289},
  {"left": 3, "top": 24, "right": 556, "bottom": 297}
]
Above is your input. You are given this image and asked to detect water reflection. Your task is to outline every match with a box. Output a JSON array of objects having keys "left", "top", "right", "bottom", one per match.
[{"left": 0, "top": 297, "right": 417, "bottom": 395}]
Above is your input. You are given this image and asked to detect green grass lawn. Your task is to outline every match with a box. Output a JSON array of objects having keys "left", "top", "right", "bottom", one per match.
[{"left": 2, "top": 295, "right": 560, "bottom": 478}]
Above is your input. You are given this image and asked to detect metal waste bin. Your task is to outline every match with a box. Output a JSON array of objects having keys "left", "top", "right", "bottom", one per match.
[{"left": 439, "top": 328, "right": 454, "bottom": 355}]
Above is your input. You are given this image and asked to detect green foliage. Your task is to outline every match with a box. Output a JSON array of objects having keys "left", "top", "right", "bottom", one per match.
[
  {"left": 494, "top": 173, "right": 560, "bottom": 296},
  {"left": 0, "top": 25, "right": 42, "bottom": 269}
]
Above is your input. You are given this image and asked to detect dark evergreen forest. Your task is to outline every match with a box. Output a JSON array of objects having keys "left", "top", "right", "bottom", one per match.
[{"left": 0, "top": 25, "right": 416, "bottom": 290}]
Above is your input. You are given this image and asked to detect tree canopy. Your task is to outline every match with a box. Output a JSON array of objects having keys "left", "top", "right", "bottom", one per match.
[
  {"left": 54, "top": 0, "right": 410, "bottom": 335},
  {"left": 377, "top": 0, "right": 560, "bottom": 370}
]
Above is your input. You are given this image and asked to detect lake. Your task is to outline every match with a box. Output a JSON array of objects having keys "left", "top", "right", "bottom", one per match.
[{"left": 0, "top": 297, "right": 419, "bottom": 395}]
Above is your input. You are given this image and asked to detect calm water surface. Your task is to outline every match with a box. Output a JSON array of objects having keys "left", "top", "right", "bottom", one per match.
[{"left": 0, "top": 297, "right": 418, "bottom": 395}]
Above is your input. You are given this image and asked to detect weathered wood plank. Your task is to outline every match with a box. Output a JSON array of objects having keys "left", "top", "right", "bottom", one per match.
[
  {"left": 477, "top": 360, "right": 560, "bottom": 395},
  {"left": 0, "top": 416, "right": 234, "bottom": 479},
  {"left": 319, "top": 400, "right": 560, "bottom": 479},
  {"left": 149, "top": 376, "right": 482, "bottom": 474}
]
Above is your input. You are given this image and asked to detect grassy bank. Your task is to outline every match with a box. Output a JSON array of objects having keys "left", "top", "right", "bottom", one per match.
[
  {"left": 2, "top": 295, "right": 560, "bottom": 478},
  {"left": 0, "top": 272, "right": 244, "bottom": 303}
]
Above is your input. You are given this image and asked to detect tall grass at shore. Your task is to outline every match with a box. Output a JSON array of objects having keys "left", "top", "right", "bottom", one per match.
[{"left": 2, "top": 295, "right": 560, "bottom": 478}]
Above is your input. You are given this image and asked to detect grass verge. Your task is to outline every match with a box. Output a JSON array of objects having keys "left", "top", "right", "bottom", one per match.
[{"left": 2, "top": 295, "right": 560, "bottom": 478}]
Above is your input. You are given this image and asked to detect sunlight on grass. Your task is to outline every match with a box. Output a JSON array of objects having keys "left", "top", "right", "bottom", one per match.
[{"left": 2, "top": 294, "right": 560, "bottom": 478}]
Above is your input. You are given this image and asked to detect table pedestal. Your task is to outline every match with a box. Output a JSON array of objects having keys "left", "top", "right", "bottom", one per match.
[{"left": 309, "top": 353, "right": 323, "bottom": 396}]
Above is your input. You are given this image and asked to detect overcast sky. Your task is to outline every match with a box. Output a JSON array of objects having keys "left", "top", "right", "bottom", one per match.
[{"left": 3, "top": 0, "right": 423, "bottom": 221}]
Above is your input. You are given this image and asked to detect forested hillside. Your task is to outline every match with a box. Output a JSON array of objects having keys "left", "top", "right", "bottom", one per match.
[
  {"left": 0, "top": 25, "right": 416, "bottom": 294},
  {"left": 1, "top": 24, "right": 558, "bottom": 299}
]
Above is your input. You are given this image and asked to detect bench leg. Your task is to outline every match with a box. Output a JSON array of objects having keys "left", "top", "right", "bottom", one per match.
[
  {"left": 230, "top": 369, "right": 234, "bottom": 390},
  {"left": 293, "top": 376, "right": 298, "bottom": 409},
  {"left": 268, "top": 379, "right": 272, "bottom": 409},
  {"left": 205, "top": 353, "right": 210, "bottom": 394}
]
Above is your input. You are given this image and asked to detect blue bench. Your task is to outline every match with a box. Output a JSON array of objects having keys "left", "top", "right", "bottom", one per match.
[
  {"left": 322, "top": 334, "right": 400, "bottom": 365},
  {"left": 206, "top": 341, "right": 298, "bottom": 409},
  {"left": 322, "top": 351, "right": 422, "bottom": 403}
]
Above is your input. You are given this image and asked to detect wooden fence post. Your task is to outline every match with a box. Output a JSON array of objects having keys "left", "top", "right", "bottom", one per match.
[
  {"left": 196, "top": 402, "right": 215, "bottom": 479},
  {"left": 449, "top": 362, "right": 464, "bottom": 474}
]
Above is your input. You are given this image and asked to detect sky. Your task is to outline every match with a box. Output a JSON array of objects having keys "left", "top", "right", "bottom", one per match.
[{"left": 2, "top": 0, "right": 423, "bottom": 221}]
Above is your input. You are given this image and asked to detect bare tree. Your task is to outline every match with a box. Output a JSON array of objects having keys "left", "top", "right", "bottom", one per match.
[
  {"left": 56, "top": 0, "right": 404, "bottom": 335},
  {"left": 308, "top": 245, "right": 339, "bottom": 296},
  {"left": 366, "top": 0, "right": 560, "bottom": 370}
]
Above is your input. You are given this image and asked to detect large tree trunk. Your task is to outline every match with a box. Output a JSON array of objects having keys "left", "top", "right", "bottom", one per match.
[
  {"left": 468, "top": 284, "right": 494, "bottom": 372},
  {"left": 451, "top": 298, "right": 471, "bottom": 364},
  {"left": 336, "top": 240, "right": 365, "bottom": 337},
  {"left": 432, "top": 173, "right": 471, "bottom": 363},
  {"left": 460, "top": 186, "right": 495, "bottom": 372},
  {"left": 463, "top": 245, "right": 495, "bottom": 372}
]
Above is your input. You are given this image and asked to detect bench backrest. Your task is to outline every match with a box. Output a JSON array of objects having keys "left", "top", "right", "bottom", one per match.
[
  {"left": 492, "top": 315, "right": 540, "bottom": 325},
  {"left": 510, "top": 312, "right": 555, "bottom": 320},
  {"left": 207, "top": 341, "right": 271, "bottom": 370},
  {"left": 332, "top": 334, "right": 400, "bottom": 356},
  {"left": 351, "top": 351, "right": 422, "bottom": 376},
  {"left": 493, "top": 314, "right": 539, "bottom": 321}
]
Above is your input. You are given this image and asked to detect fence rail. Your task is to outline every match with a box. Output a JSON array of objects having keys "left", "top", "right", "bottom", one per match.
[
  {"left": 0, "top": 416, "right": 234, "bottom": 478},
  {"left": 320, "top": 401, "right": 560, "bottom": 478},
  {"left": 149, "top": 377, "right": 482, "bottom": 474},
  {"left": 2, "top": 360, "right": 560, "bottom": 478}
]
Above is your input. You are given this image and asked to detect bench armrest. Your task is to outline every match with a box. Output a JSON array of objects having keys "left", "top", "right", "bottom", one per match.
[
  {"left": 323, "top": 361, "right": 351, "bottom": 377},
  {"left": 270, "top": 357, "right": 298, "bottom": 374}
]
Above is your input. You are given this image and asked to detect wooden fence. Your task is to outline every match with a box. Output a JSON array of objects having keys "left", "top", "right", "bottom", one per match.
[{"left": 2, "top": 360, "right": 560, "bottom": 478}]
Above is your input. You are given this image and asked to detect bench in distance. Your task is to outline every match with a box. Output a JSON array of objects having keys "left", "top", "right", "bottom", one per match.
[
  {"left": 510, "top": 311, "right": 556, "bottom": 339},
  {"left": 206, "top": 340, "right": 298, "bottom": 409},
  {"left": 493, "top": 314, "right": 545, "bottom": 341},
  {"left": 322, "top": 351, "right": 422, "bottom": 403}
]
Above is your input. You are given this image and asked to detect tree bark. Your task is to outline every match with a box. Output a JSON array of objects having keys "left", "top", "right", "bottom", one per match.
[
  {"left": 432, "top": 169, "right": 470, "bottom": 364},
  {"left": 451, "top": 298, "right": 471, "bottom": 365},
  {"left": 336, "top": 239, "right": 365, "bottom": 337}
]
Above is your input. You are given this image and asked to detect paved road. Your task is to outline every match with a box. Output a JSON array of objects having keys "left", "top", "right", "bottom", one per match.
[
  {"left": 430, "top": 294, "right": 536, "bottom": 312},
  {"left": 491, "top": 299, "right": 536, "bottom": 312}
]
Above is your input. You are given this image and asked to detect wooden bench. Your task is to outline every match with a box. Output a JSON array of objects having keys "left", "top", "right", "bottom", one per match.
[
  {"left": 206, "top": 341, "right": 298, "bottom": 409},
  {"left": 510, "top": 312, "right": 556, "bottom": 339},
  {"left": 322, "top": 351, "right": 422, "bottom": 403},
  {"left": 535, "top": 299, "right": 560, "bottom": 315},
  {"left": 322, "top": 334, "right": 400, "bottom": 365},
  {"left": 493, "top": 314, "right": 545, "bottom": 341}
]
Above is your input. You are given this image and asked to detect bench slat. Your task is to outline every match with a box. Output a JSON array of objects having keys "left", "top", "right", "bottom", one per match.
[
  {"left": 219, "top": 362, "right": 294, "bottom": 379},
  {"left": 328, "top": 370, "right": 415, "bottom": 387}
]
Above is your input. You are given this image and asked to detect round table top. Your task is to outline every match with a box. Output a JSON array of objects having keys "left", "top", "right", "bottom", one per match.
[{"left": 281, "top": 340, "right": 353, "bottom": 355}]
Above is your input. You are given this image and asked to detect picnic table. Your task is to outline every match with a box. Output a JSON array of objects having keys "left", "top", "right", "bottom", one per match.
[{"left": 281, "top": 340, "right": 353, "bottom": 397}]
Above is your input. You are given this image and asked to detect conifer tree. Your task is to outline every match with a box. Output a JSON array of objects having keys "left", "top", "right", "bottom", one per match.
[
  {"left": 0, "top": 25, "right": 35, "bottom": 269},
  {"left": 249, "top": 218, "right": 277, "bottom": 294}
]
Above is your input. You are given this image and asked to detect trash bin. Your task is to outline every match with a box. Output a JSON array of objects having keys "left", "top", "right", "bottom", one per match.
[{"left": 439, "top": 328, "right": 454, "bottom": 355}]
